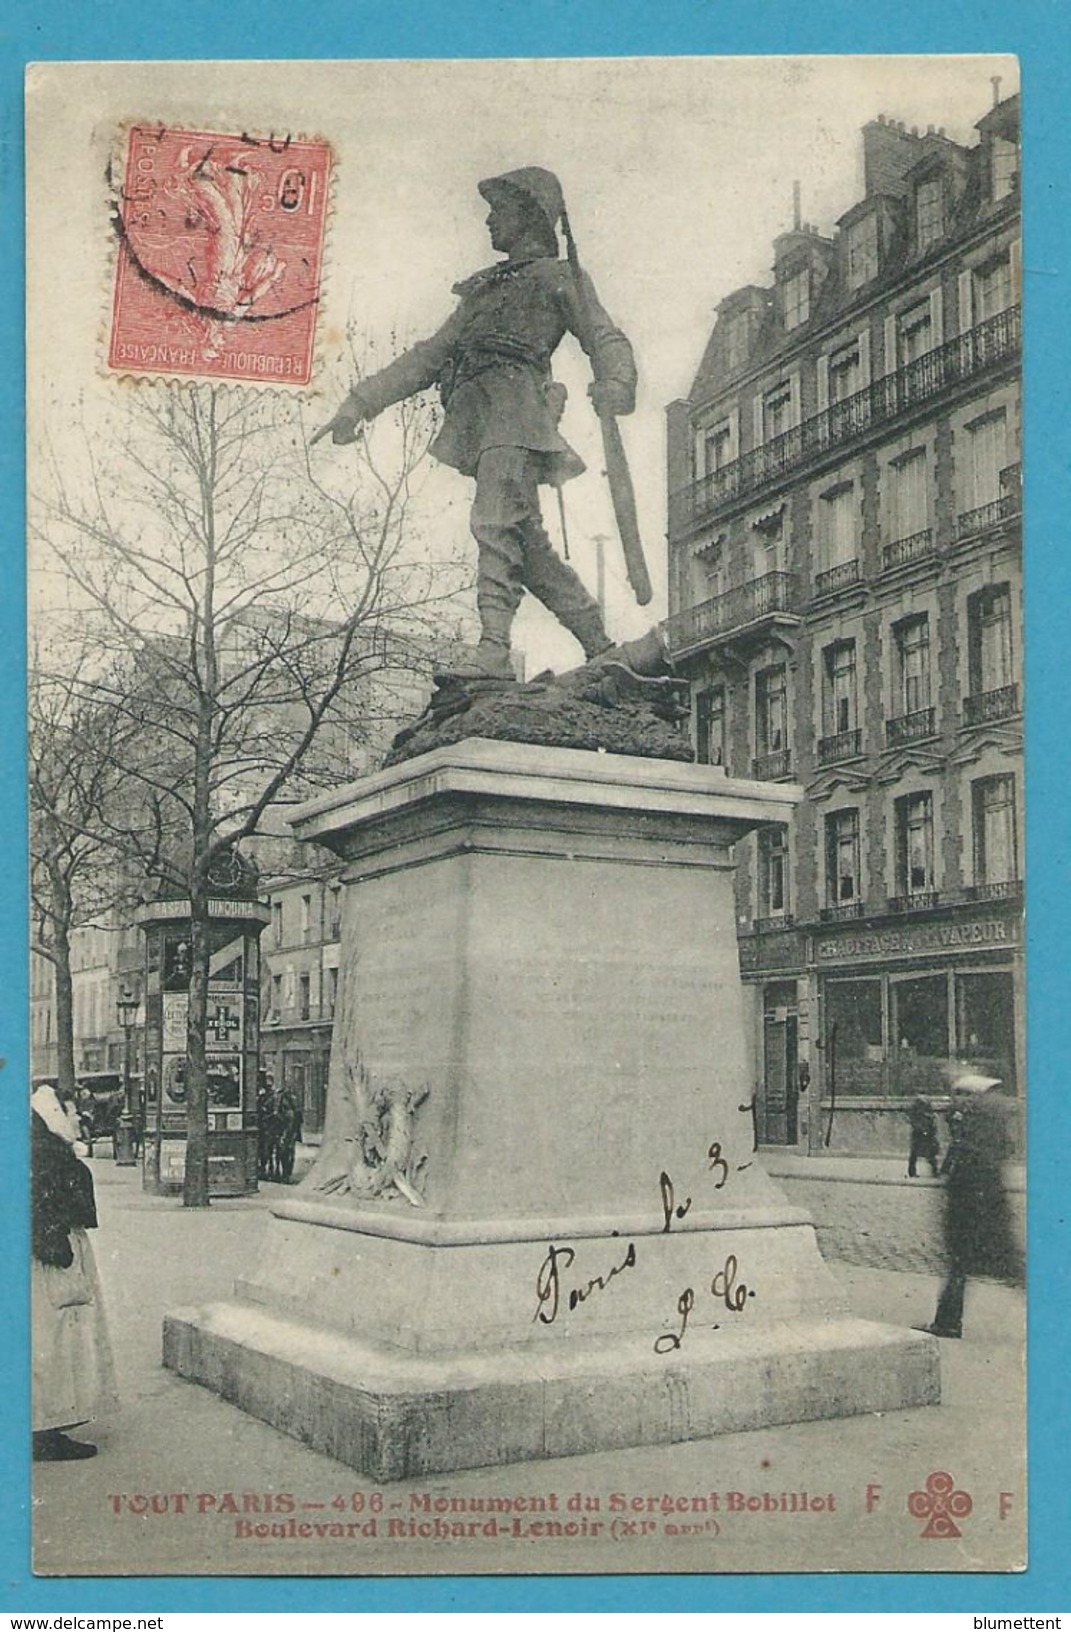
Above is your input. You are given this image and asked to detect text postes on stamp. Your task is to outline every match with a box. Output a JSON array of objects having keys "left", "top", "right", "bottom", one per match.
[{"left": 108, "top": 125, "right": 332, "bottom": 386}]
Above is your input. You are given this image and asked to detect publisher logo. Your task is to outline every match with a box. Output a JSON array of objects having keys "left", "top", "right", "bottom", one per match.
[{"left": 908, "top": 1471, "right": 973, "bottom": 1538}]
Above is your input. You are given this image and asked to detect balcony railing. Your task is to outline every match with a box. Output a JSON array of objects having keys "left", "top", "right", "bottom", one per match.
[
  {"left": 813, "top": 558, "right": 861, "bottom": 598},
  {"left": 882, "top": 528, "right": 935, "bottom": 572},
  {"left": 963, "top": 879, "right": 1021, "bottom": 902},
  {"left": 963, "top": 684, "right": 1020, "bottom": 726},
  {"left": 888, "top": 891, "right": 940, "bottom": 914},
  {"left": 817, "top": 727, "right": 863, "bottom": 765},
  {"left": 753, "top": 914, "right": 796, "bottom": 934},
  {"left": 886, "top": 706, "right": 936, "bottom": 746},
  {"left": 751, "top": 747, "right": 793, "bottom": 780},
  {"left": 819, "top": 901, "right": 866, "bottom": 922},
  {"left": 956, "top": 493, "right": 1021, "bottom": 539},
  {"left": 670, "top": 305, "right": 1021, "bottom": 532},
  {"left": 663, "top": 570, "right": 799, "bottom": 656}
]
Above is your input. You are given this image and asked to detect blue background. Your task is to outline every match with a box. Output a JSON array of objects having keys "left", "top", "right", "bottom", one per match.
[{"left": 4, "top": 0, "right": 1068, "bottom": 1612}]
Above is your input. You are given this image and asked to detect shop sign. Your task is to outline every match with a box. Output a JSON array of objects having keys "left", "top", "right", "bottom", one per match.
[{"left": 816, "top": 916, "right": 1019, "bottom": 963}]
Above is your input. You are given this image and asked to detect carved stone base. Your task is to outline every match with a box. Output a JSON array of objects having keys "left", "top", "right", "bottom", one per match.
[{"left": 163, "top": 741, "right": 939, "bottom": 1477}]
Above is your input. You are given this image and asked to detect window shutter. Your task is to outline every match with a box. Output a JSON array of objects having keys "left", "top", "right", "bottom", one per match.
[
  {"left": 753, "top": 392, "right": 765, "bottom": 448},
  {"left": 728, "top": 407, "right": 740, "bottom": 463},
  {"left": 958, "top": 268, "right": 974, "bottom": 334},
  {"left": 929, "top": 285, "right": 944, "bottom": 349},
  {"left": 816, "top": 353, "right": 829, "bottom": 414},
  {"left": 1009, "top": 237, "right": 1021, "bottom": 304},
  {"left": 789, "top": 370, "right": 802, "bottom": 429},
  {"left": 884, "top": 314, "right": 898, "bottom": 376},
  {"left": 857, "top": 326, "right": 871, "bottom": 387}
]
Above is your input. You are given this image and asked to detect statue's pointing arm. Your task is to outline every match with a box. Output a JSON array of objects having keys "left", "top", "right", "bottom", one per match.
[
  {"left": 563, "top": 267, "right": 637, "bottom": 419},
  {"left": 314, "top": 308, "right": 464, "bottom": 446}
]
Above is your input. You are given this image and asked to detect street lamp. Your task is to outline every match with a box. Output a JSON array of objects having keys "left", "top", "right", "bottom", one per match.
[{"left": 114, "top": 987, "right": 140, "bottom": 1167}]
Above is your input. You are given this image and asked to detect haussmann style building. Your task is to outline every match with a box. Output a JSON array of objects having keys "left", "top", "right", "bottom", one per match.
[{"left": 664, "top": 93, "right": 1023, "bottom": 1156}]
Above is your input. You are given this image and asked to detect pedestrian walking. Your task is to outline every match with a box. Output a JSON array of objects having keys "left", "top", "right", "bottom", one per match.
[
  {"left": 906, "top": 1094, "right": 940, "bottom": 1177},
  {"left": 917, "top": 1074, "right": 1023, "bottom": 1340},
  {"left": 31, "top": 1083, "right": 118, "bottom": 1461}
]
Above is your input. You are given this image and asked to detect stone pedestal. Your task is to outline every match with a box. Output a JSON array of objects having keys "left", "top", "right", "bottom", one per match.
[{"left": 164, "top": 739, "right": 938, "bottom": 1478}]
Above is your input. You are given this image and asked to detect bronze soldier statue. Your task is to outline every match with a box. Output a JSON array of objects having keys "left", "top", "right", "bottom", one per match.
[{"left": 314, "top": 167, "right": 640, "bottom": 680}]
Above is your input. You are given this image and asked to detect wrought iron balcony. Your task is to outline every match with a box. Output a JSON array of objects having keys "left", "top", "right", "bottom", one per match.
[
  {"left": 886, "top": 706, "right": 936, "bottom": 746},
  {"left": 813, "top": 558, "right": 861, "bottom": 598},
  {"left": 963, "top": 879, "right": 1021, "bottom": 903},
  {"left": 662, "top": 571, "right": 800, "bottom": 657},
  {"left": 956, "top": 493, "right": 1021, "bottom": 540},
  {"left": 670, "top": 305, "right": 1021, "bottom": 532},
  {"left": 751, "top": 747, "right": 793, "bottom": 780},
  {"left": 817, "top": 727, "right": 863, "bottom": 765},
  {"left": 818, "top": 901, "right": 866, "bottom": 922},
  {"left": 882, "top": 528, "right": 936, "bottom": 572},
  {"left": 963, "top": 684, "right": 1019, "bottom": 726},
  {"left": 888, "top": 891, "right": 940, "bottom": 914},
  {"left": 753, "top": 914, "right": 796, "bottom": 934}
]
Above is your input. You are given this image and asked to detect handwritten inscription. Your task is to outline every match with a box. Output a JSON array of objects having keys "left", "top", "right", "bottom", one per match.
[
  {"left": 655, "top": 1254, "right": 756, "bottom": 1353},
  {"left": 533, "top": 1238, "right": 638, "bottom": 1326}
]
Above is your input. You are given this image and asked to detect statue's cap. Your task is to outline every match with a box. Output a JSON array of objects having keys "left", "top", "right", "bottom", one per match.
[{"left": 478, "top": 167, "right": 565, "bottom": 238}]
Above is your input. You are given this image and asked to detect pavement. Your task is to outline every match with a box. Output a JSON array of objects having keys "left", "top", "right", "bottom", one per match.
[{"left": 32, "top": 1150, "right": 1027, "bottom": 1580}]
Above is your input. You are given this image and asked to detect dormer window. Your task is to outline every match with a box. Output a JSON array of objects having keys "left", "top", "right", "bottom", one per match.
[
  {"left": 783, "top": 268, "right": 810, "bottom": 331},
  {"left": 992, "top": 135, "right": 1018, "bottom": 202},
  {"left": 846, "top": 213, "right": 879, "bottom": 291},
  {"left": 725, "top": 311, "right": 750, "bottom": 370},
  {"left": 915, "top": 176, "right": 944, "bottom": 252}
]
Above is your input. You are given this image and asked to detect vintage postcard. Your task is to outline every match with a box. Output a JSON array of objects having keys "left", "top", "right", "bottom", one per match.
[{"left": 27, "top": 54, "right": 1026, "bottom": 1579}]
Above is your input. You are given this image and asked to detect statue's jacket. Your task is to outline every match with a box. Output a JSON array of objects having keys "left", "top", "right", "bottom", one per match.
[{"left": 348, "top": 253, "right": 636, "bottom": 484}]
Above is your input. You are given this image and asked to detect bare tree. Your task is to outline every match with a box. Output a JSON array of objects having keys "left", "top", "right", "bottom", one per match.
[{"left": 32, "top": 379, "right": 464, "bottom": 1204}]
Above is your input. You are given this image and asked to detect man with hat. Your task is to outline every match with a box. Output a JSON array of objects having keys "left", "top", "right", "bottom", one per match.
[{"left": 315, "top": 167, "right": 637, "bottom": 679}]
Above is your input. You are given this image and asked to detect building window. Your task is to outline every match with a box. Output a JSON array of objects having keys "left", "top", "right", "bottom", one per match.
[
  {"left": 963, "top": 409, "right": 1009, "bottom": 509},
  {"left": 972, "top": 253, "right": 1014, "bottom": 321},
  {"left": 968, "top": 584, "right": 1014, "bottom": 695},
  {"left": 822, "top": 640, "right": 858, "bottom": 736},
  {"left": 973, "top": 775, "right": 1018, "bottom": 884},
  {"left": 991, "top": 136, "right": 1018, "bottom": 201},
  {"left": 300, "top": 893, "right": 312, "bottom": 945},
  {"left": 271, "top": 901, "right": 283, "bottom": 943},
  {"left": 751, "top": 511, "right": 784, "bottom": 578},
  {"left": 696, "top": 686, "right": 727, "bottom": 768},
  {"left": 327, "top": 966, "right": 339, "bottom": 1017},
  {"left": 895, "top": 791, "right": 935, "bottom": 896},
  {"left": 725, "top": 311, "right": 749, "bottom": 370},
  {"left": 327, "top": 885, "right": 343, "bottom": 941},
  {"left": 888, "top": 448, "right": 929, "bottom": 541},
  {"left": 846, "top": 213, "right": 879, "bottom": 291},
  {"left": 759, "top": 826, "right": 789, "bottom": 917},
  {"left": 828, "top": 340, "right": 863, "bottom": 404},
  {"left": 755, "top": 666, "right": 788, "bottom": 755},
  {"left": 894, "top": 614, "right": 931, "bottom": 714},
  {"left": 698, "top": 420, "right": 732, "bottom": 478},
  {"left": 897, "top": 300, "right": 933, "bottom": 365},
  {"left": 783, "top": 268, "right": 810, "bottom": 331},
  {"left": 762, "top": 384, "right": 793, "bottom": 443},
  {"left": 825, "top": 809, "right": 861, "bottom": 904},
  {"left": 915, "top": 176, "right": 944, "bottom": 251},
  {"left": 270, "top": 973, "right": 282, "bottom": 1018},
  {"left": 818, "top": 482, "right": 857, "bottom": 571},
  {"left": 298, "top": 972, "right": 311, "bottom": 1022}
]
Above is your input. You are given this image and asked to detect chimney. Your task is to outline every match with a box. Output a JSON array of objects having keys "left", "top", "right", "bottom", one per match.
[
  {"left": 991, "top": 74, "right": 1003, "bottom": 107},
  {"left": 793, "top": 180, "right": 801, "bottom": 231}
]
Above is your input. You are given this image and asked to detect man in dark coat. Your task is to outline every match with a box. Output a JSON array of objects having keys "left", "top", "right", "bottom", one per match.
[
  {"left": 907, "top": 1094, "right": 940, "bottom": 1177},
  {"left": 316, "top": 167, "right": 636, "bottom": 678},
  {"left": 919, "top": 1076, "right": 1023, "bottom": 1339}
]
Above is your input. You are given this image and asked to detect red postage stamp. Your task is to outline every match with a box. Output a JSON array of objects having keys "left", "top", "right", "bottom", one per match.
[{"left": 108, "top": 125, "right": 332, "bottom": 386}]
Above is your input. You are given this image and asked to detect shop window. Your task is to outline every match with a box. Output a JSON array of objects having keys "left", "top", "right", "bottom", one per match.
[
  {"left": 894, "top": 614, "right": 931, "bottom": 715},
  {"left": 696, "top": 685, "right": 727, "bottom": 768},
  {"left": 758, "top": 826, "right": 790, "bottom": 917},
  {"left": 755, "top": 665, "right": 788, "bottom": 755},
  {"left": 891, "top": 974, "right": 949, "bottom": 1093},
  {"left": 846, "top": 212, "right": 879, "bottom": 291},
  {"left": 973, "top": 775, "right": 1018, "bottom": 885},
  {"left": 967, "top": 584, "right": 1014, "bottom": 695},
  {"left": 822, "top": 640, "right": 858, "bottom": 737},
  {"left": 825, "top": 808, "right": 860, "bottom": 905},
  {"left": 956, "top": 971, "right": 1016, "bottom": 1093},
  {"left": 824, "top": 978, "right": 883, "bottom": 1095},
  {"left": 895, "top": 791, "right": 936, "bottom": 896}
]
